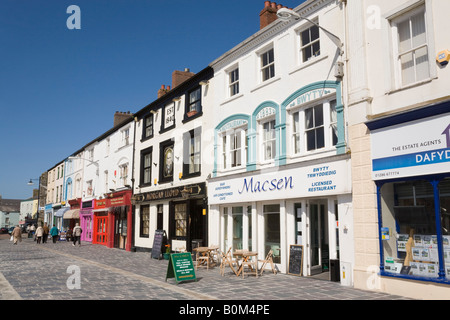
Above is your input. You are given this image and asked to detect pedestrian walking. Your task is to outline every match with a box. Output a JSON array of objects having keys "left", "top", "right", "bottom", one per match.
[
  {"left": 35, "top": 224, "right": 44, "bottom": 244},
  {"left": 30, "top": 224, "right": 36, "bottom": 237},
  {"left": 50, "top": 225, "right": 59, "bottom": 243},
  {"left": 11, "top": 225, "right": 22, "bottom": 245},
  {"left": 42, "top": 223, "right": 49, "bottom": 244},
  {"left": 72, "top": 223, "right": 82, "bottom": 247}
]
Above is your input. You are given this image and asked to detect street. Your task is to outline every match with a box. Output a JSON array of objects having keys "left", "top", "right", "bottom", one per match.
[{"left": 0, "top": 233, "right": 411, "bottom": 305}]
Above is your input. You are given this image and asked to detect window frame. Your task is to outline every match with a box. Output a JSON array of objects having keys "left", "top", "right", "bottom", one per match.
[
  {"left": 220, "top": 126, "right": 248, "bottom": 171},
  {"left": 183, "top": 128, "right": 202, "bottom": 178},
  {"left": 299, "top": 22, "right": 321, "bottom": 63},
  {"left": 289, "top": 97, "right": 338, "bottom": 156},
  {"left": 228, "top": 67, "right": 240, "bottom": 97},
  {"left": 140, "top": 146, "right": 153, "bottom": 187},
  {"left": 142, "top": 113, "right": 154, "bottom": 140},
  {"left": 260, "top": 47, "right": 275, "bottom": 82},
  {"left": 260, "top": 118, "right": 276, "bottom": 162},
  {"left": 140, "top": 205, "right": 150, "bottom": 238},
  {"left": 383, "top": 0, "right": 436, "bottom": 92}
]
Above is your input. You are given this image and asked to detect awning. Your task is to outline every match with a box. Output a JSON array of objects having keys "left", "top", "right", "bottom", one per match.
[
  {"left": 54, "top": 207, "right": 69, "bottom": 217},
  {"left": 63, "top": 209, "right": 80, "bottom": 219}
]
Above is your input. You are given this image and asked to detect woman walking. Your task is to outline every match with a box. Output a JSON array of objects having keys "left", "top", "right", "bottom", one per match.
[
  {"left": 50, "top": 225, "right": 59, "bottom": 243},
  {"left": 35, "top": 224, "right": 44, "bottom": 244}
]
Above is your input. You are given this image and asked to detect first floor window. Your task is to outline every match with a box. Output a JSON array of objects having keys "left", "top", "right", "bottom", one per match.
[
  {"left": 183, "top": 129, "right": 201, "bottom": 176},
  {"left": 140, "top": 205, "right": 150, "bottom": 237},
  {"left": 221, "top": 128, "right": 247, "bottom": 170},
  {"left": 141, "top": 149, "right": 152, "bottom": 185},
  {"left": 305, "top": 104, "right": 324, "bottom": 151},
  {"left": 262, "top": 120, "right": 276, "bottom": 161},
  {"left": 119, "top": 164, "right": 128, "bottom": 186},
  {"left": 392, "top": 5, "right": 430, "bottom": 87},
  {"left": 379, "top": 178, "right": 450, "bottom": 281}
]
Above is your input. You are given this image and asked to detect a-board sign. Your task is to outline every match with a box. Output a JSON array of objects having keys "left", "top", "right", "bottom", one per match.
[
  {"left": 288, "top": 245, "right": 303, "bottom": 276},
  {"left": 165, "top": 252, "right": 197, "bottom": 284},
  {"left": 151, "top": 229, "right": 166, "bottom": 260}
]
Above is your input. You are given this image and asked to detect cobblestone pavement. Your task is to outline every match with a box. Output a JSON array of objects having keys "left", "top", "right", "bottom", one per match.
[{"left": 0, "top": 235, "right": 411, "bottom": 305}]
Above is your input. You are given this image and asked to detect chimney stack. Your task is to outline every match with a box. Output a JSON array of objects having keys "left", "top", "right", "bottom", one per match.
[
  {"left": 114, "top": 111, "right": 133, "bottom": 127},
  {"left": 259, "top": 1, "right": 288, "bottom": 30},
  {"left": 172, "top": 68, "right": 196, "bottom": 89}
]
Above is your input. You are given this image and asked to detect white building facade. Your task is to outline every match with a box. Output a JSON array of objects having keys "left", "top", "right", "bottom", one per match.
[
  {"left": 207, "top": 0, "right": 353, "bottom": 280},
  {"left": 132, "top": 67, "right": 214, "bottom": 253},
  {"left": 346, "top": 0, "right": 450, "bottom": 298}
]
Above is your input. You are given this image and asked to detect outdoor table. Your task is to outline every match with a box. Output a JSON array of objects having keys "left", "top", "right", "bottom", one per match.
[
  {"left": 193, "top": 246, "right": 216, "bottom": 269},
  {"left": 233, "top": 250, "right": 258, "bottom": 277}
]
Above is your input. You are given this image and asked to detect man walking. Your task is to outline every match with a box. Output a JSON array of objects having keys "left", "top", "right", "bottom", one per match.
[
  {"left": 11, "top": 225, "right": 22, "bottom": 245},
  {"left": 72, "top": 223, "right": 82, "bottom": 247}
]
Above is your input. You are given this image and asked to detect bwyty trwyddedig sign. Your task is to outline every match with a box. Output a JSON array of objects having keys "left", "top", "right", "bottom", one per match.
[{"left": 165, "top": 252, "right": 196, "bottom": 284}]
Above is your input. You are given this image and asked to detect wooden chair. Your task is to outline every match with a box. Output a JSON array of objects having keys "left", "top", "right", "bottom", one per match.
[
  {"left": 219, "top": 247, "right": 237, "bottom": 276},
  {"left": 208, "top": 245, "right": 220, "bottom": 266},
  {"left": 241, "top": 255, "right": 258, "bottom": 279},
  {"left": 195, "top": 248, "right": 210, "bottom": 270},
  {"left": 258, "top": 249, "right": 277, "bottom": 276}
]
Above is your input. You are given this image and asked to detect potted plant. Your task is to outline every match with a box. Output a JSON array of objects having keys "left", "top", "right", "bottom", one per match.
[{"left": 163, "top": 244, "right": 171, "bottom": 260}]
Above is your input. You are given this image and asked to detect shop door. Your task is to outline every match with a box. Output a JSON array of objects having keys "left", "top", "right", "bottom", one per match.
[
  {"left": 309, "top": 202, "right": 329, "bottom": 275},
  {"left": 84, "top": 216, "right": 93, "bottom": 242},
  {"left": 95, "top": 215, "right": 108, "bottom": 246},
  {"left": 114, "top": 210, "right": 127, "bottom": 250}
]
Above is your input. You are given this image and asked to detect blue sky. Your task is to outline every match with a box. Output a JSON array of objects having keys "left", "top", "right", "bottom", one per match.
[{"left": 0, "top": 0, "right": 304, "bottom": 200}]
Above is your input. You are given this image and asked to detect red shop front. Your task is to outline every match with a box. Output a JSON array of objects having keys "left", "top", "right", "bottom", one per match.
[{"left": 93, "top": 190, "right": 133, "bottom": 251}]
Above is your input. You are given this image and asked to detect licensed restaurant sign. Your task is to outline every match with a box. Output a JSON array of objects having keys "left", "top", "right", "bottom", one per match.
[
  {"left": 208, "top": 158, "right": 351, "bottom": 205},
  {"left": 370, "top": 113, "right": 450, "bottom": 181}
]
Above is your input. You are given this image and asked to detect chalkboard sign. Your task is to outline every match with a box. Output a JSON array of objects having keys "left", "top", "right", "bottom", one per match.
[
  {"left": 165, "top": 252, "right": 197, "bottom": 284},
  {"left": 288, "top": 245, "right": 303, "bottom": 276},
  {"left": 151, "top": 229, "right": 166, "bottom": 260}
]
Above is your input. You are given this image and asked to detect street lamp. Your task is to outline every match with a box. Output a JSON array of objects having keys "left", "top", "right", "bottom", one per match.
[
  {"left": 27, "top": 177, "right": 42, "bottom": 223},
  {"left": 276, "top": 8, "right": 344, "bottom": 56}
]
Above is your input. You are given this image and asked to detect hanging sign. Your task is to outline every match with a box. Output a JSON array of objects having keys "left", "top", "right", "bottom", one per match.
[{"left": 165, "top": 252, "right": 197, "bottom": 284}]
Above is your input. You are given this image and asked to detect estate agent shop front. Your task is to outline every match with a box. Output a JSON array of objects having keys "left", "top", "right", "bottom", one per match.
[
  {"left": 208, "top": 156, "right": 352, "bottom": 278},
  {"left": 367, "top": 103, "right": 450, "bottom": 295}
]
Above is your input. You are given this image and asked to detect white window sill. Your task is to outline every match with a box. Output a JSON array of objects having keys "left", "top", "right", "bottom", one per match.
[
  {"left": 220, "top": 93, "right": 244, "bottom": 106},
  {"left": 289, "top": 54, "right": 329, "bottom": 75},
  {"left": 386, "top": 76, "right": 437, "bottom": 95},
  {"left": 250, "top": 76, "right": 281, "bottom": 93}
]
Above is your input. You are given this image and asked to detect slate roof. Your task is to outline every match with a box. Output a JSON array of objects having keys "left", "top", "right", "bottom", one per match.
[{"left": 0, "top": 198, "right": 22, "bottom": 213}]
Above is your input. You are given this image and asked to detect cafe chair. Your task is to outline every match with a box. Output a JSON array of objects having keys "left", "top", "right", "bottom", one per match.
[
  {"left": 195, "top": 250, "right": 210, "bottom": 271},
  {"left": 241, "top": 255, "right": 258, "bottom": 279},
  {"left": 208, "top": 245, "right": 220, "bottom": 266},
  {"left": 220, "top": 247, "right": 237, "bottom": 276},
  {"left": 258, "top": 249, "right": 277, "bottom": 276}
]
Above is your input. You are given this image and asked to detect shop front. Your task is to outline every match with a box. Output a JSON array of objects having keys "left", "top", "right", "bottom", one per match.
[
  {"left": 93, "top": 198, "right": 109, "bottom": 246},
  {"left": 133, "top": 182, "right": 207, "bottom": 253},
  {"left": 80, "top": 200, "right": 93, "bottom": 242},
  {"left": 93, "top": 190, "right": 133, "bottom": 251},
  {"left": 208, "top": 156, "right": 352, "bottom": 278},
  {"left": 367, "top": 102, "right": 450, "bottom": 291}
]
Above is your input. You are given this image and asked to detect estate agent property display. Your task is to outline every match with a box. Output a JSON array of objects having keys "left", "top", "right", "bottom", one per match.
[{"left": 367, "top": 104, "right": 450, "bottom": 283}]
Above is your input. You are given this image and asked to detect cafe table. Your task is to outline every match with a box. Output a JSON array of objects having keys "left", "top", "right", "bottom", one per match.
[
  {"left": 233, "top": 250, "right": 258, "bottom": 277},
  {"left": 193, "top": 246, "right": 217, "bottom": 270}
]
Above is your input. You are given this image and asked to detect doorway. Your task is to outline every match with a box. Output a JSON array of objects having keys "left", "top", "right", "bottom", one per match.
[
  {"left": 94, "top": 214, "right": 108, "bottom": 245},
  {"left": 309, "top": 202, "right": 329, "bottom": 276}
]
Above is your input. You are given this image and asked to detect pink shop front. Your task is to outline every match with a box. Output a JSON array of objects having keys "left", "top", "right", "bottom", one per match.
[{"left": 80, "top": 200, "right": 93, "bottom": 242}]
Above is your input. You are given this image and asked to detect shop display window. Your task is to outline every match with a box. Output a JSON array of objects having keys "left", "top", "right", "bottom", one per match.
[
  {"left": 379, "top": 178, "right": 450, "bottom": 282},
  {"left": 264, "top": 204, "right": 281, "bottom": 264}
]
